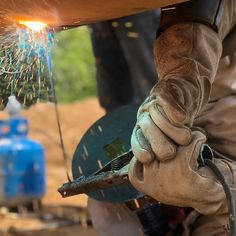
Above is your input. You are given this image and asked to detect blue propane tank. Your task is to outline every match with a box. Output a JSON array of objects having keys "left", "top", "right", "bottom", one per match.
[{"left": 0, "top": 96, "right": 46, "bottom": 207}]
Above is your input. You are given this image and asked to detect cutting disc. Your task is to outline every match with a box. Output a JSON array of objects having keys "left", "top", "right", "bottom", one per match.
[{"left": 72, "top": 104, "right": 144, "bottom": 202}]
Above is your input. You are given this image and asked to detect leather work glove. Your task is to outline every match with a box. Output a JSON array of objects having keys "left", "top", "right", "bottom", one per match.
[
  {"left": 129, "top": 131, "right": 236, "bottom": 226},
  {"left": 131, "top": 23, "right": 222, "bottom": 164}
]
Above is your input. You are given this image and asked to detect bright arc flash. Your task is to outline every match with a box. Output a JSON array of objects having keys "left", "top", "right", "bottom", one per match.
[{"left": 18, "top": 20, "right": 47, "bottom": 32}]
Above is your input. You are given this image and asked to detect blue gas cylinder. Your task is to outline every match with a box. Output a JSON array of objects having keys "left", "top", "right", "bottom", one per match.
[{"left": 0, "top": 98, "right": 46, "bottom": 207}]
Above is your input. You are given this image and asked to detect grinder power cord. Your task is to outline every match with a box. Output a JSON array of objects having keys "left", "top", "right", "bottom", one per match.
[{"left": 198, "top": 145, "right": 236, "bottom": 236}]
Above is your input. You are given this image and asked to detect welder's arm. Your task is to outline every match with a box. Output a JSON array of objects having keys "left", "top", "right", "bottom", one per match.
[
  {"left": 131, "top": 22, "right": 222, "bottom": 164},
  {"left": 131, "top": 0, "right": 235, "bottom": 163}
]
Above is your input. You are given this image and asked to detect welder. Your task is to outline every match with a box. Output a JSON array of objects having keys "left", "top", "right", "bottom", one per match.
[
  {"left": 128, "top": 0, "right": 236, "bottom": 235},
  {"left": 89, "top": 0, "right": 236, "bottom": 235}
]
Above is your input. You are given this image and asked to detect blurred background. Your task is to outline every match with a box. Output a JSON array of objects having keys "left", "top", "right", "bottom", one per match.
[
  {"left": 53, "top": 26, "right": 97, "bottom": 103},
  {"left": 0, "top": 26, "right": 103, "bottom": 236}
]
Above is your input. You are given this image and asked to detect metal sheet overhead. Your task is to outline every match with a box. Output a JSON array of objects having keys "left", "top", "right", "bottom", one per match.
[{"left": 0, "top": 0, "right": 187, "bottom": 28}]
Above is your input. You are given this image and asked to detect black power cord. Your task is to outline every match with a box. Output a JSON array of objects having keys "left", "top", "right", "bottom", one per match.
[{"left": 198, "top": 145, "right": 236, "bottom": 236}]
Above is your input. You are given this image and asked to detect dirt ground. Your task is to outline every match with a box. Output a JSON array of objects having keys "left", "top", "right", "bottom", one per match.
[{"left": 0, "top": 97, "right": 105, "bottom": 235}]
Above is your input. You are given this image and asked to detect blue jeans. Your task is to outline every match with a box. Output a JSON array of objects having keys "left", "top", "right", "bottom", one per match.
[{"left": 90, "top": 10, "right": 160, "bottom": 112}]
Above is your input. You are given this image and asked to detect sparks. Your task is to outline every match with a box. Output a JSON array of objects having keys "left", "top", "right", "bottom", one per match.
[
  {"left": 0, "top": 21, "right": 54, "bottom": 107},
  {"left": 18, "top": 20, "right": 47, "bottom": 32}
]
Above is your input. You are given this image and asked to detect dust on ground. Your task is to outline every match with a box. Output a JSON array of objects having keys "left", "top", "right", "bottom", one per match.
[{"left": 0, "top": 97, "right": 104, "bottom": 235}]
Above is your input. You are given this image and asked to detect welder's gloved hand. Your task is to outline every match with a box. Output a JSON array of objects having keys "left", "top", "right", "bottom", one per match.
[
  {"left": 131, "top": 79, "right": 194, "bottom": 163},
  {"left": 129, "top": 131, "right": 236, "bottom": 226},
  {"left": 131, "top": 22, "right": 223, "bottom": 164}
]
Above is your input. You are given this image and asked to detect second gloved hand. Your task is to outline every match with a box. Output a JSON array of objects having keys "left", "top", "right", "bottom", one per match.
[{"left": 129, "top": 131, "right": 230, "bottom": 220}]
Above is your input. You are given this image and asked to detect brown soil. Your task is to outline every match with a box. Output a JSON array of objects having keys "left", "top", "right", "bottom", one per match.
[{"left": 0, "top": 97, "right": 104, "bottom": 235}]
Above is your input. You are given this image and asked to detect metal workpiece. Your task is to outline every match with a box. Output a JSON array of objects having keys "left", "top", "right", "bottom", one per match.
[
  {"left": 58, "top": 164, "right": 130, "bottom": 198},
  {"left": 58, "top": 150, "right": 136, "bottom": 199},
  {"left": 0, "top": 0, "right": 187, "bottom": 29}
]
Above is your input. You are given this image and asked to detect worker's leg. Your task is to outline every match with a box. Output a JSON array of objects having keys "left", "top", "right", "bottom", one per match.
[
  {"left": 90, "top": 10, "right": 160, "bottom": 111},
  {"left": 88, "top": 198, "right": 144, "bottom": 236},
  {"left": 90, "top": 22, "right": 133, "bottom": 112},
  {"left": 112, "top": 10, "right": 160, "bottom": 104}
]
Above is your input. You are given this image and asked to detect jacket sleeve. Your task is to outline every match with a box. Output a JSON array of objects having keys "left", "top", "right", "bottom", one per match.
[{"left": 152, "top": 0, "right": 236, "bottom": 126}]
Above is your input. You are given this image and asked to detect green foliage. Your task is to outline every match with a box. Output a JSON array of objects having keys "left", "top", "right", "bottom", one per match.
[{"left": 52, "top": 26, "right": 97, "bottom": 103}]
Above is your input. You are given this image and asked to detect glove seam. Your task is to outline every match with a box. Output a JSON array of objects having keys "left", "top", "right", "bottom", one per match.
[{"left": 191, "top": 23, "right": 205, "bottom": 119}]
